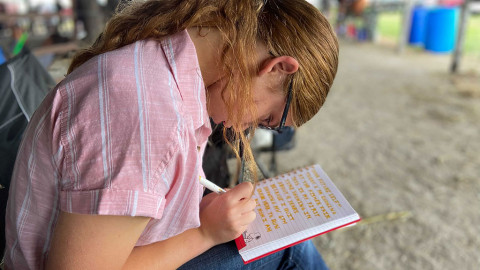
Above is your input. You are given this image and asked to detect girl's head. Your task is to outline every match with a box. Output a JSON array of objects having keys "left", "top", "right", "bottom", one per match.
[
  {"left": 68, "top": 0, "right": 338, "bottom": 181},
  {"left": 257, "top": 0, "right": 339, "bottom": 127}
]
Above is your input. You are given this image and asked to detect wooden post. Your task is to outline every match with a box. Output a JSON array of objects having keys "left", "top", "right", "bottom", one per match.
[{"left": 450, "top": 0, "right": 471, "bottom": 73}]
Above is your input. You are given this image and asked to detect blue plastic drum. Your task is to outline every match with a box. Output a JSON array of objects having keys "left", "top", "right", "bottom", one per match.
[
  {"left": 409, "top": 6, "right": 429, "bottom": 45},
  {"left": 0, "top": 48, "right": 5, "bottom": 65},
  {"left": 424, "top": 7, "right": 458, "bottom": 53}
]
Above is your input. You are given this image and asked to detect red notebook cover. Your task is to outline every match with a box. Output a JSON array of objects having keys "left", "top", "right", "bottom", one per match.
[{"left": 235, "top": 235, "right": 246, "bottom": 250}]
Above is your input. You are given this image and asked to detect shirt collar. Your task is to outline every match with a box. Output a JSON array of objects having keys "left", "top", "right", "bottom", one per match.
[{"left": 161, "top": 30, "right": 211, "bottom": 133}]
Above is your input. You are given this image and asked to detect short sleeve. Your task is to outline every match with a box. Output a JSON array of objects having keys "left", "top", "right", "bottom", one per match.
[{"left": 57, "top": 46, "right": 180, "bottom": 219}]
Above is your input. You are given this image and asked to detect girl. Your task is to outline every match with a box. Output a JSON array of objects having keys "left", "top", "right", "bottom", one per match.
[{"left": 4, "top": 0, "right": 338, "bottom": 269}]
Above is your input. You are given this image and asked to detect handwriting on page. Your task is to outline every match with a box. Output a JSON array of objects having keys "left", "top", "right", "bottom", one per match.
[{"left": 254, "top": 168, "right": 343, "bottom": 233}]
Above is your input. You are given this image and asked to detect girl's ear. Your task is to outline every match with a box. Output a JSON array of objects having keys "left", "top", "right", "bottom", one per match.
[{"left": 258, "top": 56, "right": 299, "bottom": 76}]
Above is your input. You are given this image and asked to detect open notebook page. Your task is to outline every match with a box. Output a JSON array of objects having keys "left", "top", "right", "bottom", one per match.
[{"left": 239, "top": 164, "right": 360, "bottom": 263}]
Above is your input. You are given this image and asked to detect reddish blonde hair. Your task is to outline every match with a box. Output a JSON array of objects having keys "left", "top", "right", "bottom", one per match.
[{"left": 68, "top": 0, "right": 338, "bottom": 182}]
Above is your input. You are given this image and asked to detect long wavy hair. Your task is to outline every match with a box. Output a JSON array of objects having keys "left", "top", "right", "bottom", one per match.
[{"left": 68, "top": 0, "right": 338, "bottom": 183}]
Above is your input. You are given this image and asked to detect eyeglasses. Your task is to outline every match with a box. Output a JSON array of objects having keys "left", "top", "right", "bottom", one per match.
[{"left": 258, "top": 78, "right": 293, "bottom": 133}]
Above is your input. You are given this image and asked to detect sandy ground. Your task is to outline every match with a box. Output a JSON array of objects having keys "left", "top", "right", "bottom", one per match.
[
  {"left": 47, "top": 40, "right": 480, "bottom": 270},
  {"left": 263, "top": 41, "right": 480, "bottom": 270}
]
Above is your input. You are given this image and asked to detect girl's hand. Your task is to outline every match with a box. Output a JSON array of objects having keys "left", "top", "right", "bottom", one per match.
[
  {"left": 199, "top": 187, "right": 232, "bottom": 210},
  {"left": 198, "top": 182, "right": 256, "bottom": 245},
  {"left": 199, "top": 191, "right": 216, "bottom": 210}
]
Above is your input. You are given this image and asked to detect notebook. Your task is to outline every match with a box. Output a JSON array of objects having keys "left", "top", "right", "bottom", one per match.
[{"left": 235, "top": 164, "right": 360, "bottom": 264}]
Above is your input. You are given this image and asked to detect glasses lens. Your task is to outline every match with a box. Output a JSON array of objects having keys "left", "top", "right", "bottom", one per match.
[{"left": 257, "top": 78, "right": 293, "bottom": 133}]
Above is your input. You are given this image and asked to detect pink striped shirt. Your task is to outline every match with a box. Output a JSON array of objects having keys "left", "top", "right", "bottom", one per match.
[{"left": 5, "top": 30, "right": 212, "bottom": 269}]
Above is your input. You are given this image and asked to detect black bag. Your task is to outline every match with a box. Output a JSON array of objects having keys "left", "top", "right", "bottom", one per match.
[{"left": 0, "top": 47, "right": 55, "bottom": 258}]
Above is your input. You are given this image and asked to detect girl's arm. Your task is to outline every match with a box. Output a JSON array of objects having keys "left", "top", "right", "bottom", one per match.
[{"left": 45, "top": 182, "right": 256, "bottom": 270}]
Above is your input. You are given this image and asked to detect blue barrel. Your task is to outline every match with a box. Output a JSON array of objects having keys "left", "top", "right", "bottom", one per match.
[
  {"left": 409, "top": 6, "right": 429, "bottom": 45},
  {"left": 424, "top": 7, "right": 458, "bottom": 53},
  {"left": 0, "top": 47, "right": 5, "bottom": 65}
]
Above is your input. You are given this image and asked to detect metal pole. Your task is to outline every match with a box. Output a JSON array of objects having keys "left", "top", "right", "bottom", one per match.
[
  {"left": 450, "top": 0, "right": 471, "bottom": 73},
  {"left": 23, "top": 0, "right": 31, "bottom": 12},
  {"left": 398, "top": 0, "right": 414, "bottom": 54}
]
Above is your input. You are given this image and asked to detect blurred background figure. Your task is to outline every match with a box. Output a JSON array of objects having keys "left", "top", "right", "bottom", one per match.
[
  {"left": 338, "top": 0, "right": 369, "bottom": 20},
  {"left": 336, "top": 0, "right": 369, "bottom": 38},
  {"left": 72, "top": 0, "right": 120, "bottom": 43}
]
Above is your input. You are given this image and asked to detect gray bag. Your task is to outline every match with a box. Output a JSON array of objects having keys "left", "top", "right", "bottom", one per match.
[{"left": 0, "top": 47, "right": 55, "bottom": 258}]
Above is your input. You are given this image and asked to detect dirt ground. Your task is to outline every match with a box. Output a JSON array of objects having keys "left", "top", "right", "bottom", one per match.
[
  {"left": 47, "top": 40, "right": 480, "bottom": 270},
  {"left": 265, "top": 41, "right": 480, "bottom": 270}
]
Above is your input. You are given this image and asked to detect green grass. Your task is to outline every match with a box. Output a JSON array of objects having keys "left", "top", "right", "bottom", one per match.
[
  {"left": 377, "top": 12, "right": 480, "bottom": 54},
  {"left": 464, "top": 15, "right": 480, "bottom": 54},
  {"left": 377, "top": 12, "right": 402, "bottom": 41}
]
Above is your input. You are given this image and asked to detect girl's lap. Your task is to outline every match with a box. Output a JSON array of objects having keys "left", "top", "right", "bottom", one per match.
[{"left": 178, "top": 240, "right": 328, "bottom": 270}]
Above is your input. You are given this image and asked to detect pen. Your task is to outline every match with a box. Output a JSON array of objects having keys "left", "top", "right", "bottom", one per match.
[{"left": 199, "top": 176, "right": 226, "bottom": 194}]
